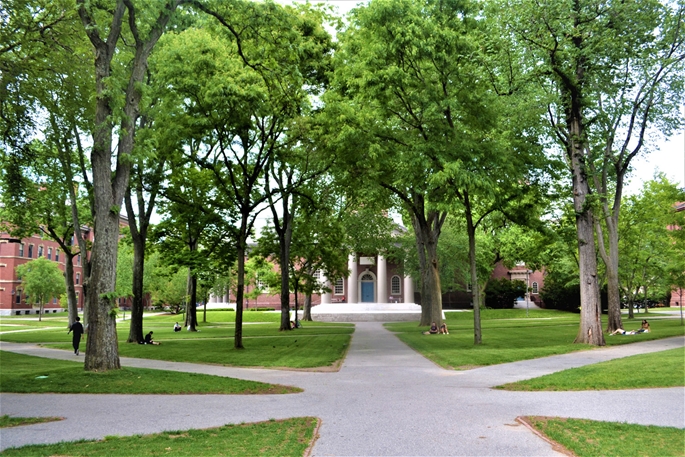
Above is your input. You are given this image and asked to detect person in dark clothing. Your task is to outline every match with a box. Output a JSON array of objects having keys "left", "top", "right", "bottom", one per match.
[
  {"left": 68, "top": 317, "right": 84, "bottom": 355},
  {"left": 144, "top": 331, "right": 160, "bottom": 345}
]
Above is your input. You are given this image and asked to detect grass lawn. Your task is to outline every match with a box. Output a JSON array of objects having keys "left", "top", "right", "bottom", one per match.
[
  {"left": 525, "top": 416, "right": 684, "bottom": 457},
  {"left": 499, "top": 347, "right": 685, "bottom": 390},
  {"left": 0, "top": 351, "right": 300, "bottom": 394},
  {"left": 386, "top": 309, "right": 685, "bottom": 369},
  {"left": 0, "top": 311, "right": 353, "bottom": 369},
  {"left": 0, "top": 415, "right": 62, "bottom": 428},
  {"left": 0, "top": 417, "right": 319, "bottom": 457}
]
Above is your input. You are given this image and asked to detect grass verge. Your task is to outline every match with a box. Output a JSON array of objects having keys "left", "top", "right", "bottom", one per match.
[
  {"left": 498, "top": 347, "right": 685, "bottom": 391},
  {"left": 0, "top": 415, "right": 62, "bottom": 428},
  {"left": 524, "top": 416, "right": 684, "bottom": 457},
  {"left": 0, "top": 312, "right": 353, "bottom": 370},
  {"left": 0, "top": 351, "right": 300, "bottom": 394},
  {"left": 386, "top": 310, "right": 685, "bottom": 369},
  {"left": 1, "top": 417, "right": 320, "bottom": 457}
]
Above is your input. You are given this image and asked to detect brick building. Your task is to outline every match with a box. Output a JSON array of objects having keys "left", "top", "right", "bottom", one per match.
[{"left": 0, "top": 230, "right": 90, "bottom": 316}]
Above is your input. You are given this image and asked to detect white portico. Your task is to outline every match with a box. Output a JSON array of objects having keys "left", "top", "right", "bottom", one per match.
[
  {"left": 320, "top": 254, "right": 415, "bottom": 305},
  {"left": 314, "top": 253, "right": 420, "bottom": 321}
]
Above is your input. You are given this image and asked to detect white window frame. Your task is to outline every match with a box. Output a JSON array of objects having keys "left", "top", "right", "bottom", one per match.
[
  {"left": 334, "top": 278, "right": 344, "bottom": 295},
  {"left": 391, "top": 275, "right": 401, "bottom": 295},
  {"left": 532, "top": 282, "right": 539, "bottom": 294}
]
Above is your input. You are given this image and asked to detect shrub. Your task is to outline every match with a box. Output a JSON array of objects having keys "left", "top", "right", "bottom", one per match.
[{"left": 484, "top": 279, "right": 527, "bottom": 309}]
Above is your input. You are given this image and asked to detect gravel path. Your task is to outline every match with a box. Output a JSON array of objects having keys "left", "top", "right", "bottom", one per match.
[{"left": 1, "top": 323, "right": 683, "bottom": 456}]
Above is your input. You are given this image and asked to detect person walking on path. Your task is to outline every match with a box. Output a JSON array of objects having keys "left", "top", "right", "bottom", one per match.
[{"left": 67, "top": 317, "right": 84, "bottom": 355}]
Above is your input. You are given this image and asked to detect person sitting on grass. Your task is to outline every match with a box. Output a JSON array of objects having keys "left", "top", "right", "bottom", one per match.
[
  {"left": 440, "top": 323, "right": 449, "bottom": 335},
  {"left": 609, "top": 320, "right": 650, "bottom": 336},
  {"left": 173, "top": 322, "right": 182, "bottom": 332},
  {"left": 423, "top": 322, "right": 439, "bottom": 335},
  {"left": 144, "top": 331, "right": 161, "bottom": 345}
]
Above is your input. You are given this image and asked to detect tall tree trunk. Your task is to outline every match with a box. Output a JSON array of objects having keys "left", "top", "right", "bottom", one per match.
[
  {"left": 84, "top": 211, "right": 122, "bottom": 371},
  {"left": 124, "top": 156, "right": 162, "bottom": 343},
  {"left": 410, "top": 207, "right": 444, "bottom": 326},
  {"left": 234, "top": 219, "right": 249, "bottom": 349},
  {"left": 464, "top": 193, "right": 481, "bottom": 344},
  {"left": 278, "top": 220, "right": 293, "bottom": 331},
  {"left": 595, "top": 196, "right": 623, "bottom": 332},
  {"left": 64, "top": 253, "right": 79, "bottom": 326},
  {"left": 567, "top": 126, "right": 604, "bottom": 345},
  {"left": 126, "top": 216, "right": 146, "bottom": 343},
  {"left": 187, "top": 272, "right": 198, "bottom": 331},
  {"left": 303, "top": 293, "right": 312, "bottom": 321}
]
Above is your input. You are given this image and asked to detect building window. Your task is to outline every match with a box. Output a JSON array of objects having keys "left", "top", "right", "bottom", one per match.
[
  {"left": 313, "top": 269, "right": 322, "bottom": 284},
  {"left": 466, "top": 283, "right": 472, "bottom": 292},
  {"left": 77, "top": 254, "right": 81, "bottom": 266},
  {"left": 53, "top": 297, "right": 58, "bottom": 304},
  {"left": 38, "top": 245, "right": 44, "bottom": 257},
  {"left": 55, "top": 249, "right": 60, "bottom": 262},
  {"left": 19, "top": 243, "right": 25, "bottom": 257},
  {"left": 47, "top": 247, "right": 52, "bottom": 260},
  {"left": 15, "top": 292, "right": 21, "bottom": 304},
  {"left": 28, "top": 244, "right": 33, "bottom": 258},
  {"left": 75, "top": 273, "right": 80, "bottom": 285},
  {"left": 532, "top": 282, "right": 539, "bottom": 294},
  {"left": 391, "top": 276, "right": 401, "bottom": 294},
  {"left": 334, "top": 278, "right": 344, "bottom": 295}
]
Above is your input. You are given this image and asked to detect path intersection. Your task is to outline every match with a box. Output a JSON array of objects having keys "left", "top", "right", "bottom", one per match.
[{"left": 1, "top": 323, "right": 683, "bottom": 456}]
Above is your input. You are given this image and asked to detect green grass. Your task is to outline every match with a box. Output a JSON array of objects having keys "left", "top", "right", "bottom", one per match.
[
  {"left": 0, "top": 351, "right": 300, "bottom": 394},
  {"left": 499, "top": 347, "right": 685, "bottom": 390},
  {"left": 386, "top": 309, "right": 685, "bottom": 369},
  {"left": 0, "top": 417, "right": 319, "bottom": 457},
  {"left": 0, "top": 312, "right": 353, "bottom": 369},
  {"left": 526, "top": 417, "right": 684, "bottom": 457},
  {"left": 0, "top": 415, "right": 62, "bottom": 428}
]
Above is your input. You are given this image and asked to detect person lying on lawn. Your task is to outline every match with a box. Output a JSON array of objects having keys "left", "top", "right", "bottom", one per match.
[{"left": 609, "top": 320, "right": 650, "bottom": 335}]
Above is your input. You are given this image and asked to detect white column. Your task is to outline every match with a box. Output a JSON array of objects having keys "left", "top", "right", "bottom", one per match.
[
  {"left": 377, "top": 255, "right": 387, "bottom": 303},
  {"left": 348, "top": 254, "right": 358, "bottom": 303},
  {"left": 321, "top": 277, "right": 332, "bottom": 304},
  {"left": 404, "top": 275, "right": 414, "bottom": 304}
]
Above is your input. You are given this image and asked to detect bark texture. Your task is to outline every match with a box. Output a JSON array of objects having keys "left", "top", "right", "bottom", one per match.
[{"left": 409, "top": 202, "right": 445, "bottom": 326}]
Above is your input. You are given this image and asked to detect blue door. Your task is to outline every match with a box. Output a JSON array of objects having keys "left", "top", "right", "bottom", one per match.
[{"left": 361, "top": 282, "right": 374, "bottom": 302}]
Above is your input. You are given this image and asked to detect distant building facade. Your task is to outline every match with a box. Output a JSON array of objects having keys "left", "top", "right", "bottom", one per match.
[{"left": 0, "top": 231, "right": 90, "bottom": 316}]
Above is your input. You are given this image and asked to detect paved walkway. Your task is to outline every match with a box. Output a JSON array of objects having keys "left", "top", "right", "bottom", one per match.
[{"left": 1, "top": 323, "right": 683, "bottom": 456}]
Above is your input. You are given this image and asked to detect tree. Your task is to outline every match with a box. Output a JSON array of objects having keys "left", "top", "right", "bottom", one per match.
[
  {"left": 328, "top": 0, "right": 496, "bottom": 326},
  {"left": 76, "top": 0, "right": 185, "bottom": 371},
  {"left": 256, "top": 188, "right": 350, "bottom": 322},
  {"left": 155, "top": 161, "right": 235, "bottom": 332},
  {"left": 497, "top": 0, "right": 685, "bottom": 344},
  {"left": 618, "top": 176, "right": 685, "bottom": 318},
  {"left": 16, "top": 257, "right": 66, "bottom": 321},
  {"left": 154, "top": 2, "right": 334, "bottom": 347},
  {"left": 1, "top": 0, "right": 94, "bottom": 328}
]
